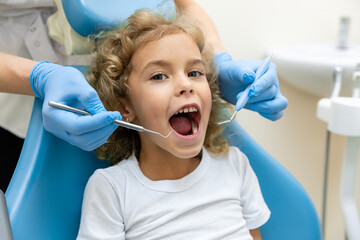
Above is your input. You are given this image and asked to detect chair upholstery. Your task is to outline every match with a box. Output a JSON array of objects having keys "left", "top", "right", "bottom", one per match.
[
  {"left": 224, "top": 124, "right": 322, "bottom": 239},
  {"left": 5, "top": 98, "right": 107, "bottom": 240},
  {"left": 62, "top": 0, "right": 175, "bottom": 37}
]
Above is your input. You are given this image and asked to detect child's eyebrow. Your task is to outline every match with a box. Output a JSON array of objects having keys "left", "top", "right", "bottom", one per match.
[
  {"left": 142, "top": 59, "right": 205, "bottom": 71},
  {"left": 143, "top": 60, "right": 171, "bottom": 71},
  {"left": 188, "top": 59, "right": 206, "bottom": 67}
]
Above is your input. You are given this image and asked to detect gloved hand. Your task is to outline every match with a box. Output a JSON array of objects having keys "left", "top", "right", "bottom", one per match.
[
  {"left": 30, "top": 61, "right": 121, "bottom": 151},
  {"left": 215, "top": 52, "right": 288, "bottom": 121}
]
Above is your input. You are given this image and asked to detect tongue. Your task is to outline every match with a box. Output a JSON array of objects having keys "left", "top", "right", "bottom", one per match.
[{"left": 169, "top": 115, "right": 192, "bottom": 135}]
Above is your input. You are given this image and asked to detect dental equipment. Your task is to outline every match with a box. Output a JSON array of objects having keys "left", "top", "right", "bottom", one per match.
[
  {"left": 216, "top": 53, "right": 273, "bottom": 125},
  {"left": 337, "top": 16, "right": 351, "bottom": 50},
  {"left": 331, "top": 67, "right": 343, "bottom": 99},
  {"left": 352, "top": 64, "right": 360, "bottom": 98},
  {"left": 321, "top": 66, "right": 343, "bottom": 237},
  {"left": 317, "top": 65, "right": 360, "bottom": 240},
  {"left": 215, "top": 110, "right": 237, "bottom": 126},
  {"left": 48, "top": 101, "right": 172, "bottom": 138}
]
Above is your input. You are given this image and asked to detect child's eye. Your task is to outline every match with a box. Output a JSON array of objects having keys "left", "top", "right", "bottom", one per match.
[
  {"left": 188, "top": 71, "right": 202, "bottom": 78},
  {"left": 151, "top": 74, "right": 167, "bottom": 81}
]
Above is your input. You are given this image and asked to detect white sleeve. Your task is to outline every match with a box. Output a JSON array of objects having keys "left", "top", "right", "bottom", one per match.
[
  {"left": 77, "top": 170, "right": 125, "bottom": 240},
  {"left": 238, "top": 151, "right": 271, "bottom": 230}
]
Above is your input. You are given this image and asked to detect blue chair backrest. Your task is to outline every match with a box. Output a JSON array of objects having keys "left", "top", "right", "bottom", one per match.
[
  {"left": 6, "top": 97, "right": 322, "bottom": 240},
  {"left": 224, "top": 124, "right": 322, "bottom": 239},
  {"left": 62, "top": 0, "right": 176, "bottom": 37},
  {"left": 6, "top": 98, "right": 107, "bottom": 240}
]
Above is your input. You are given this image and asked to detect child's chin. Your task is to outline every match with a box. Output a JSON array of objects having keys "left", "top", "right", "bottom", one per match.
[{"left": 171, "top": 146, "right": 203, "bottom": 159}]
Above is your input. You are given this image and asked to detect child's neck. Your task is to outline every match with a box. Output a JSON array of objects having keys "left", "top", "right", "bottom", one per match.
[{"left": 137, "top": 147, "right": 201, "bottom": 181}]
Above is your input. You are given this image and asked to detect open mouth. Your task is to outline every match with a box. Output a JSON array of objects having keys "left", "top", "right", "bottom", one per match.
[{"left": 169, "top": 105, "right": 201, "bottom": 136}]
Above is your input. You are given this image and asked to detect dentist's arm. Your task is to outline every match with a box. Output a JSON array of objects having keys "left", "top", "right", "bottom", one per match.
[
  {"left": 174, "top": 0, "right": 224, "bottom": 53},
  {"left": 175, "top": 0, "right": 288, "bottom": 121},
  {"left": 0, "top": 52, "right": 121, "bottom": 151},
  {"left": 0, "top": 52, "right": 36, "bottom": 95}
]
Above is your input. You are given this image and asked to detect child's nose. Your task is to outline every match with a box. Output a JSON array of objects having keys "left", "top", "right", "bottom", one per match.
[{"left": 176, "top": 74, "right": 194, "bottom": 96}]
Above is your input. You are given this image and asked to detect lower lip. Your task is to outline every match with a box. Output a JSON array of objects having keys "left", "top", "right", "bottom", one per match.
[{"left": 170, "top": 123, "right": 201, "bottom": 141}]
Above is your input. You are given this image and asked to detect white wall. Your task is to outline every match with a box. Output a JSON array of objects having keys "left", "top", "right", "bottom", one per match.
[{"left": 195, "top": 0, "right": 360, "bottom": 239}]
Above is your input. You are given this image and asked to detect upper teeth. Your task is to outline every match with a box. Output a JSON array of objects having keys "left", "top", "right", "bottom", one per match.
[{"left": 175, "top": 107, "right": 198, "bottom": 115}]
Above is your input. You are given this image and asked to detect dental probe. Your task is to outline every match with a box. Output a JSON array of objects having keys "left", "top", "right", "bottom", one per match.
[
  {"left": 216, "top": 53, "right": 273, "bottom": 125},
  {"left": 48, "top": 101, "right": 172, "bottom": 138}
]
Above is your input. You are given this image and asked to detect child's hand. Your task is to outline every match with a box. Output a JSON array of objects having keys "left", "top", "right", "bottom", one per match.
[
  {"left": 30, "top": 62, "right": 122, "bottom": 151},
  {"left": 214, "top": 52, "right": 288, "bottom": 121}
]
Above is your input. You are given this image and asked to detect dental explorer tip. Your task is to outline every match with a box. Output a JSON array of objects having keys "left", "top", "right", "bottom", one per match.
[{"left": 163, "top": 130, "right": 173, "bottom": 138}]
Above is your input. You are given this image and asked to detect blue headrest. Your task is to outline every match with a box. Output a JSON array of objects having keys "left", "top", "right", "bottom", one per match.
[{"left": 62, "top": 0, "right": 176, "bottom": 37}]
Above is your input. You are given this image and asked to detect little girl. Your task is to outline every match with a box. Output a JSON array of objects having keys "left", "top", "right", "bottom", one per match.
[{"left": 77, "top": 9, "right": 270, "bottom": 240}]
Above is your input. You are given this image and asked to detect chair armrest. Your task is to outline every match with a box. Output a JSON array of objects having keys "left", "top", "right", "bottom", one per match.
[{"left": 0, "top": 190, "right": 13, "bottom": 240}]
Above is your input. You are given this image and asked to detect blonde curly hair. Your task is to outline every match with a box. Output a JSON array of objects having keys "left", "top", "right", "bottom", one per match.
[{"left": 87, "top": 9, "right": 230, "bottom": 165}]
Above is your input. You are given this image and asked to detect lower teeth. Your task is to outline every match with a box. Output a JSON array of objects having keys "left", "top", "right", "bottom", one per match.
[{"left": 191, "top": 120, "right": 198, "bottom": 134}]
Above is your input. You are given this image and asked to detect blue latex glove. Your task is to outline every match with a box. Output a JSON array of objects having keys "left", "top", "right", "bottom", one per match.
[
  {"left": 215, "top": 52, "right": 288, "bottom": 121},
  {"left": 30, "top": 61, "right": 121, "bottom": 151}
]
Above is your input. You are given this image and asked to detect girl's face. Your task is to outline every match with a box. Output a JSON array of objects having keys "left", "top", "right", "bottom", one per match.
[{"left": 125, "top": 32, "right": 212, "bottom": 160}]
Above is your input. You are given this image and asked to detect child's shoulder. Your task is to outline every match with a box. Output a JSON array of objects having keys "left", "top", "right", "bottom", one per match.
[
  {"left": 206, "top": 146, "right": 251, "bottom": 175},
  {"left": 208, "top": 146, "right": 248, "bottom": 163},
  {"left": 227, "top": 146, "right": 247, "bottom": 159},
  {"left": 91, "top": 156, "right": 136, "bottom": 184}
]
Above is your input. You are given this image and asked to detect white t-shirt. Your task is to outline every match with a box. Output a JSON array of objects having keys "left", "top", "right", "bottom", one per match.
[{"left": 77, "top": 146, "right": 270, "bottom": 240}]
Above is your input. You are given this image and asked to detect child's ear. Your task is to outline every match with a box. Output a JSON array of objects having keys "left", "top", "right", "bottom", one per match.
[{"left": 119, "top": 98, "right": 136, "bottom": 122}]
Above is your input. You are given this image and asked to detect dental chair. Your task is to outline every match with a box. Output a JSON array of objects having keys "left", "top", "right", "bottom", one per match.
[{"left": 4, "top": 1, "right": 322, "bottom": 239}]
